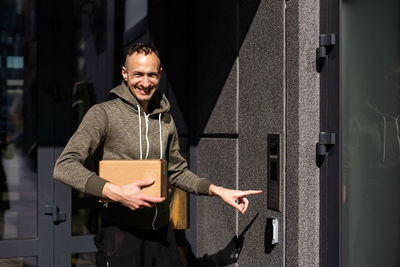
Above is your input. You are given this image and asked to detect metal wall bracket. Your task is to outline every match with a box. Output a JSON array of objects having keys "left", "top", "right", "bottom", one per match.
[
  {"left": 316, "top": 132, "right": 336, "bottom": 156},
  {"left": 316, "top": 132, "right": 335, "bottom": 167},
  {"left": 44, "top": 204, "right": 66, "bottom": 224},
  {"left": 316, "top": 34, "right": 336, "bottom": 72}
]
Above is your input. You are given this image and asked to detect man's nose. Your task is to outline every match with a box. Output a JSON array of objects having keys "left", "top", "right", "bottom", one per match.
[{"left": 141, "top": 76, "right": 150, "bottom": 87}]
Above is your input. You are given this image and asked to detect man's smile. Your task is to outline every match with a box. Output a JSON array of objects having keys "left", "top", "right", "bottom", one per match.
[{"left": 135, "top": 87, "right": 154, "bottom": 94}]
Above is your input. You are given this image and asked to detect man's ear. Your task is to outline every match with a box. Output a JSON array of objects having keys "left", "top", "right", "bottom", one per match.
[{"left": 122, "top": 66, "right": 128, "bottom": 81}]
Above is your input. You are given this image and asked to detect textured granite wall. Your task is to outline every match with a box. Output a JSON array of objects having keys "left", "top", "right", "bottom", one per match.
[
  {"left": 286, "top": 0, "right": 320, "bottom": 266},
  {"left": 194, "top": 0, "right": 320, "bottom": 266},
  {"left": 195, "top": 0, "right": 286, "bottom": 265},
  {"left": 237, "top": 0, "right": 285, "bottom": 266},
  {"left": 197, "top": 138, "right": 238, "bottom": 256},
  {"left": 196, "top": 59, "right": 239, "bottom": 261},
  {"left": 203, "top": 60, "right": 239, "bottom": 134}
]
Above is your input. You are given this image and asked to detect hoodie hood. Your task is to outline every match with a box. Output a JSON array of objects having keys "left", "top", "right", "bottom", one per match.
[{"left": 109, "top": 81, "right": 170, "bottom": 115}]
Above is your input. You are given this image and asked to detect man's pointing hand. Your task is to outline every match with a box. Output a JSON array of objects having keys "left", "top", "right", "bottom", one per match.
[{"left": 209, "top": 184, "right": 262, "bottom": 214}]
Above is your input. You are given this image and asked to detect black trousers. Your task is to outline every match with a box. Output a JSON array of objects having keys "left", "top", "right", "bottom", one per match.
[{"left": 95, "top": 223, "right": 182, "bottom": 267}]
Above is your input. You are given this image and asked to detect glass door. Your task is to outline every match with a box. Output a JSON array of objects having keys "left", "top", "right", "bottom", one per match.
[
  {"left": 320, "top": 0, "right": 400, "bottom": 266},
  {"left": 0, "top": 0, "right": 53, "bottom": 265},
  {"left": 0, "top": 1, "right": 103, "bottom": 266},
  {"left": 341, "top": 0, "right": 400, "bottom": 266}
]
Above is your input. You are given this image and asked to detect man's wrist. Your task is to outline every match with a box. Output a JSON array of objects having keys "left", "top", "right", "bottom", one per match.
[
  {"left": 209, "top": 184, "right": 223, "bottom": 197},
  {"left": 102, "top": 182, "right": 111, "bottom": 198},
  {"left": 102, "top": 182, "right": 119, "bottom": 201}
]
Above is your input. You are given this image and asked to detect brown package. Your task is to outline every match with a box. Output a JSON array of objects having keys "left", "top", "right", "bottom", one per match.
[{"left": 99, "top": 159, "right": 168, "bottom": 198}]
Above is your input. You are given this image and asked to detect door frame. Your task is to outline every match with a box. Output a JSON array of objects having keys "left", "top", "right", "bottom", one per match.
[
  {"left": 0, "top": 148, "right": 55, "bottom": 266},
  {"left": 319, "top": 0, "right": 342, "bottom": 266}
]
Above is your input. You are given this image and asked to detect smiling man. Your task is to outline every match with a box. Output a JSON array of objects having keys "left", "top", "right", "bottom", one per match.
[
  {"left": 54, "top": 43, "right": 261, "bottom": 267},
  {"left": 121, "top": 46, "right": 161, "bottom": 113}
]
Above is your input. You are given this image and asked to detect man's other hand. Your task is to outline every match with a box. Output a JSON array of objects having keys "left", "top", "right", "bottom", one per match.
[
  {"left": 102, "top": 179, "right": 165, "bottom": 210},
  {"left": 209, "top": 185, "right": 262, "bottom": 214}
]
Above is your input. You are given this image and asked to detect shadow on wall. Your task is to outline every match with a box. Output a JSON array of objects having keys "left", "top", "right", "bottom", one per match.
[
  {"left": 148, "top": 0, "right": 261, "bottom": 143},
  {"left": 175, "top": 213, "right": 259, "bottom": 266}
]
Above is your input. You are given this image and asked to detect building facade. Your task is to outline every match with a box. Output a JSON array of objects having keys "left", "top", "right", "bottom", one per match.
[{"left": 0, "top": 0, "right": 399, "bottom": 266}]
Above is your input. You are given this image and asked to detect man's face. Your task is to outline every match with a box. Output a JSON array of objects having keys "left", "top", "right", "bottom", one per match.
[{"left": 122, "top": 52, "right": 161, "bottom": 106}]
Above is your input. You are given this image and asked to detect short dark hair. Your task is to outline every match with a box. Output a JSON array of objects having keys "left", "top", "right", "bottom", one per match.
[{"left": 125, "top": 43, "right": 160, "bottom": 63}]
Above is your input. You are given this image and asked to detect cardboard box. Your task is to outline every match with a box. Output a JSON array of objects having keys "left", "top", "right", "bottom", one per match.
[{"left": 99, "top": 159, "right": 168, "bottom": 198}]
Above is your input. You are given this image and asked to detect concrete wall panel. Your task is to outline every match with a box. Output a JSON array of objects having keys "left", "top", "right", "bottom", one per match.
[
  {"left": 193, "top": 0, "right": 320, "bottom": 265},
  {"left": 196, "top": 138, "right": 238, "bottom": 261},
  {"left": 286, "top": 0, "right": 320, "bottom": 266},
  {"left": 203, "top": 60, "right": 238, "bottom": 134},
  {"left": 238, "top": 0, "right": 285, "bottom": 266}
]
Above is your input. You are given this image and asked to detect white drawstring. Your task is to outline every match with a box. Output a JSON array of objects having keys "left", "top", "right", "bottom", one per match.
[
  {"left": 137, "top": 105, "right": 143, "bottom": 160},
  {"left": 137, "top": 105, "right": 163, "bottom": 161},
  {"left": 159, "top": 113, "right": 163, "bottom": 159},
  {"left": 136, "top": 105, "right": 164, "bottom": 230},
  {"left": 145, "top": 114, "right": 150, "bottom": 159},
  {"left": 152, "top": 204, "right": 158, "bottom": 230}
]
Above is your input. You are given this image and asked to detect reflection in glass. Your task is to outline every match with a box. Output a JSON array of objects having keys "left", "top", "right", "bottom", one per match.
[
  {"left": 70, "top": 1, "right": 107, "bottom": 236},
  {"left": 342, "top": 0, "right": 400, "bottom": 266},
  {"left": 0, "top": 0, "right": 37, "bottom": 240},
  {"left": 72, "top": 253, "right": 96, "bottom": 267},
  {"left": 0, "top": 257, "right": 37, "bottom": 267}
]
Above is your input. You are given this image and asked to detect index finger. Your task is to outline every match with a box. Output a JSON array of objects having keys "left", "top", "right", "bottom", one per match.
[{"left": 237, "top": 190, "right": 262, "bottom": 197}]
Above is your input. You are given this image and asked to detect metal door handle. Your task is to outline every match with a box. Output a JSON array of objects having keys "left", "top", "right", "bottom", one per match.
[{"left": 44, "top": 204, "right": 66, "bottom": 223}]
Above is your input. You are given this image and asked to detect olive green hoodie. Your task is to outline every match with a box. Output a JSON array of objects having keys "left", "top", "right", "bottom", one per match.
[{"left": 54, "top": 81, "right": 211, "bottom": 229}]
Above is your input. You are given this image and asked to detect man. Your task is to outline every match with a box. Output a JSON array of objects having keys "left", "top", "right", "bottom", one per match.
[{"left": 54, "top": 43, "right": 261, "bottom": 266}]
